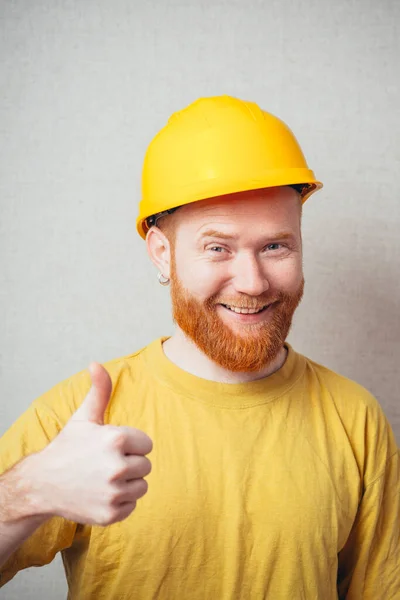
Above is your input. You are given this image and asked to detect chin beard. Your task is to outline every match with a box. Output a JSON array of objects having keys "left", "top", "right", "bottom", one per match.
[{"left": 170, "top": 275, "right": 304, "bottom": 373}]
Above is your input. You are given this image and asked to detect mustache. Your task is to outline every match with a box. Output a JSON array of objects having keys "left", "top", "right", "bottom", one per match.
[{"left": 209, "top": 294, "right": 279, "bottom": 310}]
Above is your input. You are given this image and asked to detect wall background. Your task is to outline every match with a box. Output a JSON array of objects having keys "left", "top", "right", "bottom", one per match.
[{"left": 1, "top": 0, "right": 399, "bottom": 597}]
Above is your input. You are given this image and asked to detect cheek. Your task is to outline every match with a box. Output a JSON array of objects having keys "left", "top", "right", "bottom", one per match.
[
  {"left": 266, "top": 259, "right": 303, "bottom": 291},
  {"left": 175, "top": 255, "right": 228, "bottom": 299}
]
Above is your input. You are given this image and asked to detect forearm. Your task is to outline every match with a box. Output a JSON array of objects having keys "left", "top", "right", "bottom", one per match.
[{"left": 0, "top": 456, "right": 49, "bottom": 569}]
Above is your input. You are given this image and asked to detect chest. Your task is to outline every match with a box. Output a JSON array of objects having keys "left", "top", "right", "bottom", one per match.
[
  {"left": 69, "top": 409, "right": 359, "bottom": 600},
  {"left": 122, "top": 408, "right": 358, "bottom": 561}
]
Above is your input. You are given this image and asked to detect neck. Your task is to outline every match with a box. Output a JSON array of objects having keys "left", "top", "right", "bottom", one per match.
[{"left": 162, "top": 327, "right": 288, "bottom": 384}]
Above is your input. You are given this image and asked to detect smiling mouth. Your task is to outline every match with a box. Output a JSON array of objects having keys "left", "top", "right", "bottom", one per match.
[{"left": 220, "top": 304, "right": 271, "bottom": 315}]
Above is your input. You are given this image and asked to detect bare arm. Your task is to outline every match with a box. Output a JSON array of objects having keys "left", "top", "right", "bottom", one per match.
[
  {"left": 0, "top": 363, "right": 152, "bottom": 578},
  {"left": 0, "top": 456, "right": 49, "bottom": 569}
]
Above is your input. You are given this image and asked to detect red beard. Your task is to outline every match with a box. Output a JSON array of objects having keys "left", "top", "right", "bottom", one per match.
[{"left": 170, "top": 262, "right": 304, "bottom": 372}]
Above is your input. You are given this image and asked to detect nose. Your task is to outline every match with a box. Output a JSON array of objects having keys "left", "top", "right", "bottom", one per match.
[{"left": 230, "top": 252, "right": 269, "bottom": 297}]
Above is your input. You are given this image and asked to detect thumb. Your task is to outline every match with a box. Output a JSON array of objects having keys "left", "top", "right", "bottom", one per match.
[{"left": 72, "top": 362, "right": 112, "bottom": 425}]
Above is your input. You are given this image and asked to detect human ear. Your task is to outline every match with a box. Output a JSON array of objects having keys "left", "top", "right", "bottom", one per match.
[{"left": 146, "top": 227, "right": 171, "bottom": 279}]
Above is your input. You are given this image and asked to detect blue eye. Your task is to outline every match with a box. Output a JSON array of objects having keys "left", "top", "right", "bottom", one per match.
[
  {"left": 266, "top": 243, "right": 282, "bottom": 251},
  {"left": 210, "top": 246, "right": 225, "bottom": 252}
]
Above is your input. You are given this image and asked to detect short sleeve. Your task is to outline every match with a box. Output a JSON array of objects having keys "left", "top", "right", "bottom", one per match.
[
  {"left": 0, "top": 374, "right": 91, "bottom": 587},
  {"left": 337, "top": 410, "right": 400, "bottom": 599}
]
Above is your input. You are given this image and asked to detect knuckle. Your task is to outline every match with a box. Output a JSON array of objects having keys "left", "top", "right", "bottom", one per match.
[
  {"left": 96, "top": 508, "right": 115, "bottom": 526},
  {"left": 146, "top": 436, "right": 153, "bottom": 453},
  {"left": 134, "top": 478, "right": 148, "bottom": 499},
  {"left": 97, "top": 502, "right": 136, "bottom": 526},
  {"left": 143, "top": 457, "right": 152, "bottom": 476},
  {"left": 131, "top": 428, "right": 153, "bottom": 454},
  {"left": 135, "top": 456, "right": 152, "bottom": 477},
  {"left": 108, "top": 458, "right": 128, "bottom": 482},
  {"left": 115, "top": 502, "right": 137, "bottom": 523},
  {"left": 103, "top": 427, "right": 126, "bottom": 451},
  {"left": 106, "top": 487, "right": 121, "bottom": 506},
  {"left": 140, "top": 432, "right": 153, "bottom": 454}
]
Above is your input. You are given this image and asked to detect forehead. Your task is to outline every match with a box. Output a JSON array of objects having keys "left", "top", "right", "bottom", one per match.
[{"left": 174, "top": 187, "right": 301, "bottom": 237}]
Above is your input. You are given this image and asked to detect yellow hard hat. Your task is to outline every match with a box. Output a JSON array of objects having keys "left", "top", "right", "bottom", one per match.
[{"left": 136, "top": 95, "right": 322, "bottom": 239}]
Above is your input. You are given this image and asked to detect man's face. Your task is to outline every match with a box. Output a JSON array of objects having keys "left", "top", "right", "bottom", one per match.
[{"left": 165, "top": 187, "right": 304, "bottom": 372}]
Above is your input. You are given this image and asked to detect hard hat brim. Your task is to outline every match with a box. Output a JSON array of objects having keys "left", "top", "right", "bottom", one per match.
[{"left": 136, "top": 176, "right": 322, "bottom": 239}]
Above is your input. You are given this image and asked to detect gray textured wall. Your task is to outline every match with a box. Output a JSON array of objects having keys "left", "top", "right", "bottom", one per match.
[{"left": 1, "top": 0, "right": 399, "bottom": 597}]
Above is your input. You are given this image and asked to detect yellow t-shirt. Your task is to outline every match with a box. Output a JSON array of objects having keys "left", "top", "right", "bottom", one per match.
[{"left": 0, "top": 338, "right": 399, "bottom": 599}]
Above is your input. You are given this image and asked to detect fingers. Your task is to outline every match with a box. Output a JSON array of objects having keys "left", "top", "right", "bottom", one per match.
[
  {"left": 113, "top": 502, "right": 137, "bottom": 523},
  {"left": 108, "top": 453, "right": 152, "bottom": 483},
  {"left": 123, "top": 455, "right": 152, "bottom": 480},
  {"left": 72, "top": 363, "right": 113, "bottom": 425},
  {"left": 115, "top": 478, "right": 149, "bottom": 504},
  {"left": 118, "top": 426, "right": 153, "bottom": 456}
]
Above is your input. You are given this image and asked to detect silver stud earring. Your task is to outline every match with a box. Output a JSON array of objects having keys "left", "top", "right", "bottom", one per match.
[{"left": 157, "top": 272, "right": 170, "bottom": 286}]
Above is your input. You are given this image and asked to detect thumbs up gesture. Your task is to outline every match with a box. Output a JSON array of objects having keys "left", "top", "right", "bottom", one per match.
[{"left": 28, "top": 363, "right": 152, "bottom": 526}]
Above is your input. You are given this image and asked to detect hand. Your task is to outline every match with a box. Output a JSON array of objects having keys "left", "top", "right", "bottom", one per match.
[{"left": 27, "top": 363, "right": 152, "bottom": 526}]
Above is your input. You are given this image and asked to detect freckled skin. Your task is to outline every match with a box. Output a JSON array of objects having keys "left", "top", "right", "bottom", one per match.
[
  {"left": 147, "top": 186, "right": 305, "bottom": 378},
  {"left": 171, "top": 187, "right": 303, "bottom": 329},
  {"left": 171, "top": 187, "right": 303, "bottom": 318}
]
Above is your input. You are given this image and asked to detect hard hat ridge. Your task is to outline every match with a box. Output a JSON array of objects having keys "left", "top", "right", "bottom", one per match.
[{"left": 136, "top": 95, "right": 322, "bottom": 239}]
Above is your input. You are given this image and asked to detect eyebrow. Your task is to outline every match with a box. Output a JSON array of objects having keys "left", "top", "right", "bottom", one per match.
[
  {"left": 199, "top": 229, "right": 295, "bottom": 241},
  {"left": 199, "top": 229, "right": 239, "bottom": 240}
]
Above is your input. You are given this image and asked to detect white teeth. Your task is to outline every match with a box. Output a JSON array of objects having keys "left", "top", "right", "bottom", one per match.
[{"left": 224, "top": 305, "right": 267, "bottom": 314}]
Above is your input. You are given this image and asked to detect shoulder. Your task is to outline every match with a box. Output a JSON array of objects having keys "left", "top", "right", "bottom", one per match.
[
  {"left": 299, "top": 352, "right": 398, "bottom": 483},
  {"left": 0, "top": 341, "right": 160, "bottom": 472},
  {"left": 32, "top": 339, "right": 159, "bottom": 426},
  {"left": 302, "top": 353, "right": 381, "bottom": 413}
]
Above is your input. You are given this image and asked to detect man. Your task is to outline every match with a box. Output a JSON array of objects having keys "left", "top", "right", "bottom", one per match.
[{"left": 0, "top": 96, "right": 399, "bottom": 599}]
